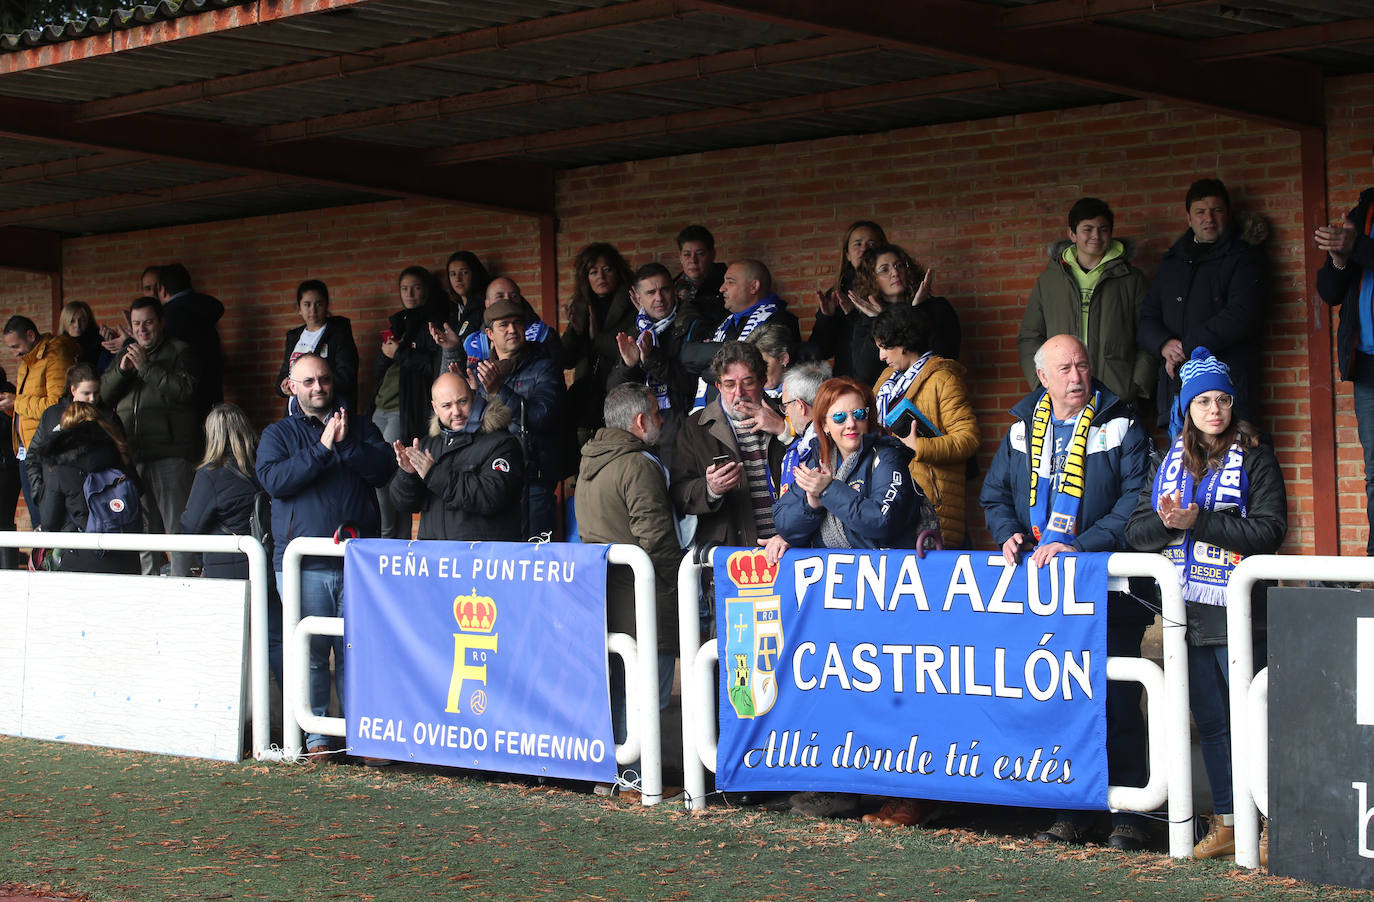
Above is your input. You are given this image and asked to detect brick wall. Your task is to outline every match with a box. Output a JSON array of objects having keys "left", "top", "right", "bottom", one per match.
[
  {"left": 54, "top": 201, "right": 541, "bottom": 434},
  {"left": 0, "top": 84, "right": 1358, "bottom": 553},
  {"left": 557, "top": 97, "right": 1314, "bottom": 551}
]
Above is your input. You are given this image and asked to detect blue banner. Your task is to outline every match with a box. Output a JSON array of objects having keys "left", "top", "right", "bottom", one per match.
[
  {"left": 344, "top": 540, "right": 615, "bottom": 781},
  {"left": 716, "top": 548, "right": 1109, "bottom": 808}
]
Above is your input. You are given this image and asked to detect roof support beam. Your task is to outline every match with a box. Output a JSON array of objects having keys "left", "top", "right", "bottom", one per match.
[
  {"left": 0, "top": 94, "right": 555, "bottom": 216},
  {"left": 683, "top": 0, "right": 1324, "bottom": 129},
  {"left": 0, "top": 151, "right": 143, "bottom": 187},
  {"left": 0, "top": 0, "right": 377, "bottom": 76},
  {"left": 998, "top": 0, "right": 1214, "bottom": 30},
  {"left": 0, "top": 174, "right": 291, "bottom": 227},
  {"left": 430, "top": 68, "right": 1046, "bottom": 164},
  {"left": 1197, "top": 17, "right": 1374, "bottom": 61},
  {"left": 260, "top": 34, "right": 876, "bottom": 144},
  {"left": 73, "top": 0, "right": 688, "bottom": 123}
]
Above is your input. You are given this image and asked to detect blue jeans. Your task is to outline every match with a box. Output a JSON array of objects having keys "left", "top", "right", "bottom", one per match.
[
  {"left": 1189, "top": 638, "right": 1266, "bottom": 816},
  {"left": 1353, "top": 353, "right": 1374, "bottom": 554},
  {"left": 528, "top": 481, "right": 557, "bottom": 540},
  {"left": 277, "top": 566, "right": 345, "bottom": 748}
]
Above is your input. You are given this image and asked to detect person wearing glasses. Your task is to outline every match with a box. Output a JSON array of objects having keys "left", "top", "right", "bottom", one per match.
[
  {"left": 771, "top": 375, "right": 924, "bottom": 824},
  {"left": 979, "top": 333, "right": 1155, "bottom": 851},
  {"left": 833, "top": 243, "right": 960, "bottom": 386},
  {"left": 1126, "top": 348, "right": 1286, "bottom": 862},
  {"left": 257, "top": 353, "right": 395, "bottom": 757},
  {"left": 773, "top": 376, "right": 921, "bottom": 552}
]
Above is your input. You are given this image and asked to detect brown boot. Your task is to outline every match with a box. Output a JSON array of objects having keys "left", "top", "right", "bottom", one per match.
[{"left": 1194, "top": 817, "right": 1236, "bottom": 859}]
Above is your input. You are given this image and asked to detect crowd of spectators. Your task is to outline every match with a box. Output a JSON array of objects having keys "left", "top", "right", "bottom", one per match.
[{"left": 0, "top": 174, "right": 1334, "bottom": 860}]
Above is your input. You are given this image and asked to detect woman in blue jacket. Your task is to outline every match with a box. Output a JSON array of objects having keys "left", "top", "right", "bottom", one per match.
[
  {"left": 774, "top": 375, "right": 925, "bottom": 824},
  {"left": 773, "top": 376, "right": 919, "bottom": 549}
]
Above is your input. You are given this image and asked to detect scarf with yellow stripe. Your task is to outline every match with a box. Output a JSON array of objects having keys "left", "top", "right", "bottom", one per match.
[{"left": 1027, "top": 389, "right": 1098, "bottom": 545}]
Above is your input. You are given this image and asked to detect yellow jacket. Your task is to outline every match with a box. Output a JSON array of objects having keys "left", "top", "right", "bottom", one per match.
[
  {"left": 873, "top": 357, "right": 980, "bottom": 547},
  {"left": 14, "top": 333, "right": 78, "bottom": 449}
]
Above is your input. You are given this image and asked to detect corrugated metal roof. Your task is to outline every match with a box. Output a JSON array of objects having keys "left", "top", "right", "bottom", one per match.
[{"left": 0, "top": 0, "right": 1366, "bottom": 235}]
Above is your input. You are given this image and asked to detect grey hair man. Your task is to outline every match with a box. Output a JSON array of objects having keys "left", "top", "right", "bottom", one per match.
[{"left": 576, "top": 382, "right": 682, "bottom": 749}]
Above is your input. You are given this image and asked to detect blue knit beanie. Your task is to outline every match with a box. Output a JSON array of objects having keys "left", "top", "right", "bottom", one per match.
[{"left": 1170, "top": 346, "right": 1235, "bottom": 439}]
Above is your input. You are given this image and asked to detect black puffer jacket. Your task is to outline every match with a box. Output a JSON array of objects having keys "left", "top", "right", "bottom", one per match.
[
  {"left": 33, "top": 420, "right": 140, "bottom": 574},
  {"left": 387, "top": 395, "right": 526, "bottom": 541},
  {"left": 1137, "top": 220, "right": 1268, "bottom": 426},
  {"left": 1125, "top": 441, "right": 1287, "bottom": 645},
  {"left": 180, "top": 463, "right": 265, "bottom": 579},
  {"left": 1317, "top": 186, "right": 1374, "bottom": 382}
]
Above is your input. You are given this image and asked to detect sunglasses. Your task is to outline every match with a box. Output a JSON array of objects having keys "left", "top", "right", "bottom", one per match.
[{"left": 829, "top": 408, "right": 869, "bottom": 424}]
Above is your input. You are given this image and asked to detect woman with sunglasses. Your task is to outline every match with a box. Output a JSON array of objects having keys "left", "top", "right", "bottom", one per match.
[
  {"left": 1126, "top": 347, "right": 1286, "bottom": 861},
  {"left": 774, "top": 375, "right": 926, "bottom": 824},
  {"left": 774, "top": 376, "right": 922, "bottom": 554}
]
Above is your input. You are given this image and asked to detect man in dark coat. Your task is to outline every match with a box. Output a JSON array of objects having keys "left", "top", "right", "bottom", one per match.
[
  {"left": 671, "top": 341, "right": 787, "bottom": 552},
  {"left": 388, "top": 371, "right": 524, "bottom": 542},
  {"left": 157, "top": 263, "right": 224, "bottom": 418},
  {"left": 980, "top": 334, "right": 1154, "bottom": 851},
  {"left": 257, "top": 352, "right": 395, "bottom": 754},
  {"left": 1137, "top": 178, "right": 1268, "bottom": 429},
  {"left": 1317, "top": 183, "right": 1374, "bottom": 554},
  {"left": 471, "top": 295, "right": 567, "bottom": 539}
]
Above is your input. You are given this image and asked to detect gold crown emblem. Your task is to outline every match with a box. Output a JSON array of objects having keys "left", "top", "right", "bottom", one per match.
[
  {"left": 453, "top": 589, "right": 497, "bottom": 633},
  {"left": 726, "top": 549, "right": 779, "bottom": 589}
]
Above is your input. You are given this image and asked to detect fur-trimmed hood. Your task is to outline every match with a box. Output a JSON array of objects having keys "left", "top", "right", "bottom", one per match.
[{"left": 428, "top": 391, "right": 512, "bottom": 437}]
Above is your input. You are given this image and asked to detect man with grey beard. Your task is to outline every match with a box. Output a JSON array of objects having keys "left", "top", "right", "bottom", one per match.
[{"left": 670, "top": 341, "right": 787, "bottom": 551}]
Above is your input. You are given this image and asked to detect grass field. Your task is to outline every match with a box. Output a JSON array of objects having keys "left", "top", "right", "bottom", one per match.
[{"left": 1, "top": 735, "right": 1369, "bottom": 902}]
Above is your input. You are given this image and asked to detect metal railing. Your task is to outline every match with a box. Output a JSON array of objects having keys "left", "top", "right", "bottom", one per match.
[
  {"left": 0, "top": 530, "right": 272, "bottom": 759},
  {"left": 677, "top": 548, "right": 1195, "bottom": 858},
  {"left": 280, "top": 537, "right": 665, "bottom": 805}
]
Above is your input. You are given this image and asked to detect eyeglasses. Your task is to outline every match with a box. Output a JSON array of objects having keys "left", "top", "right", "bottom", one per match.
[
  {"left": 297, "top": 376, "right": 332, "bottom": 387},
  {"left": 829, "top": 408, "right": 869, "bottom": 424},
  {"left": 781, "top": 397, "right": 801, "bottom": 411},
  {"left": 875, "top": 262, "right": 907, "bottom": 276},
  {"left": 1190, "top": 394, "right": 1233, "bottom": 410}
]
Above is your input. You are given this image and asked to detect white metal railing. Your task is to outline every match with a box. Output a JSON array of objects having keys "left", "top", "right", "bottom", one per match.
[
  {"left": 678, "top": 548, "right": 1194, "bottom": 859},
  {"left": 0, "top": 530, "right": 272, "bottom": 759},
  {"left": 281, "top": 537, "right": 664, "bottom": 805},
  {"left": 1225, "top": 556, "right": 1374, "bottom": 869}
]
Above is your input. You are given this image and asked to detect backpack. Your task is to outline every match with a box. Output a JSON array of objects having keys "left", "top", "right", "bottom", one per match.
[
  {"left": 222, "top": 465, "right": 273, "bottom": 561},
  {"left": 82, "top": 468, "right": 141, "bottom": 534}
]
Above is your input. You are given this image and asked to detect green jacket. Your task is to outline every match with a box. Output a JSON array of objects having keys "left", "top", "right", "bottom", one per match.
[
  {"left": 576, "top": 426, "right": 681, "bottom": 654},
  {"left": 1017, "top": 238, "right": 1155, "bottom": 407},
  {"left": 100, "top": 337, "right": 201, "bottom": 462}
]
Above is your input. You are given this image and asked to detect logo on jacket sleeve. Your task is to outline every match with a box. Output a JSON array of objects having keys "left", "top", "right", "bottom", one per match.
[{"left": 492, "top": 458, "right": 510, "bottom": 472}]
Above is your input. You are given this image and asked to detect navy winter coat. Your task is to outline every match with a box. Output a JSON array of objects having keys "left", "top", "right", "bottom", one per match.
[
  {"left": 774, "top": 433, "right": 920, "bottom": 549},
  {"left": 1317, "top": 187, "right": 1374, "bottom": 382},
  {"left": 256, "top": 407, "right": 395, "bottom": 571}
]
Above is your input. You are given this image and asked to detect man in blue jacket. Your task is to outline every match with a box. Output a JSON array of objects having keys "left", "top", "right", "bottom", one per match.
[
  {"left": 258, "top": 353, "right": 396, "bottom": 756},
  {"left": 980, "top": 334, "right": 1154, "bottom": 850}
]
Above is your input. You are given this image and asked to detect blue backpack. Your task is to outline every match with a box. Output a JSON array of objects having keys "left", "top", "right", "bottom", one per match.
[{"left": 82, "top": 468, "right": 141, "bottom": 533}]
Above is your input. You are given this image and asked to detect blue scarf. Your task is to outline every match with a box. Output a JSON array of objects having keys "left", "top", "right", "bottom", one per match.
[
  {"left": 876, "top": 352, "right": 932, "bottom": 421},
  {"left": 691, "top": 295, "right": 779, "bottom": 412},
  {"left": 1150, "top": 437, "right": 1249, "bottom": 606},
  {"left": 634, "top": 306, "right": 677, "bottom": 409},
  {"left": 463, "top": 321, "right": 550, "bottom": 362},
  {"left": 778, "top": 425, "right": 818, "bottom": 495},
  {"left": 1027, "top": 390, "right": 1098, "bottom": 546}
]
